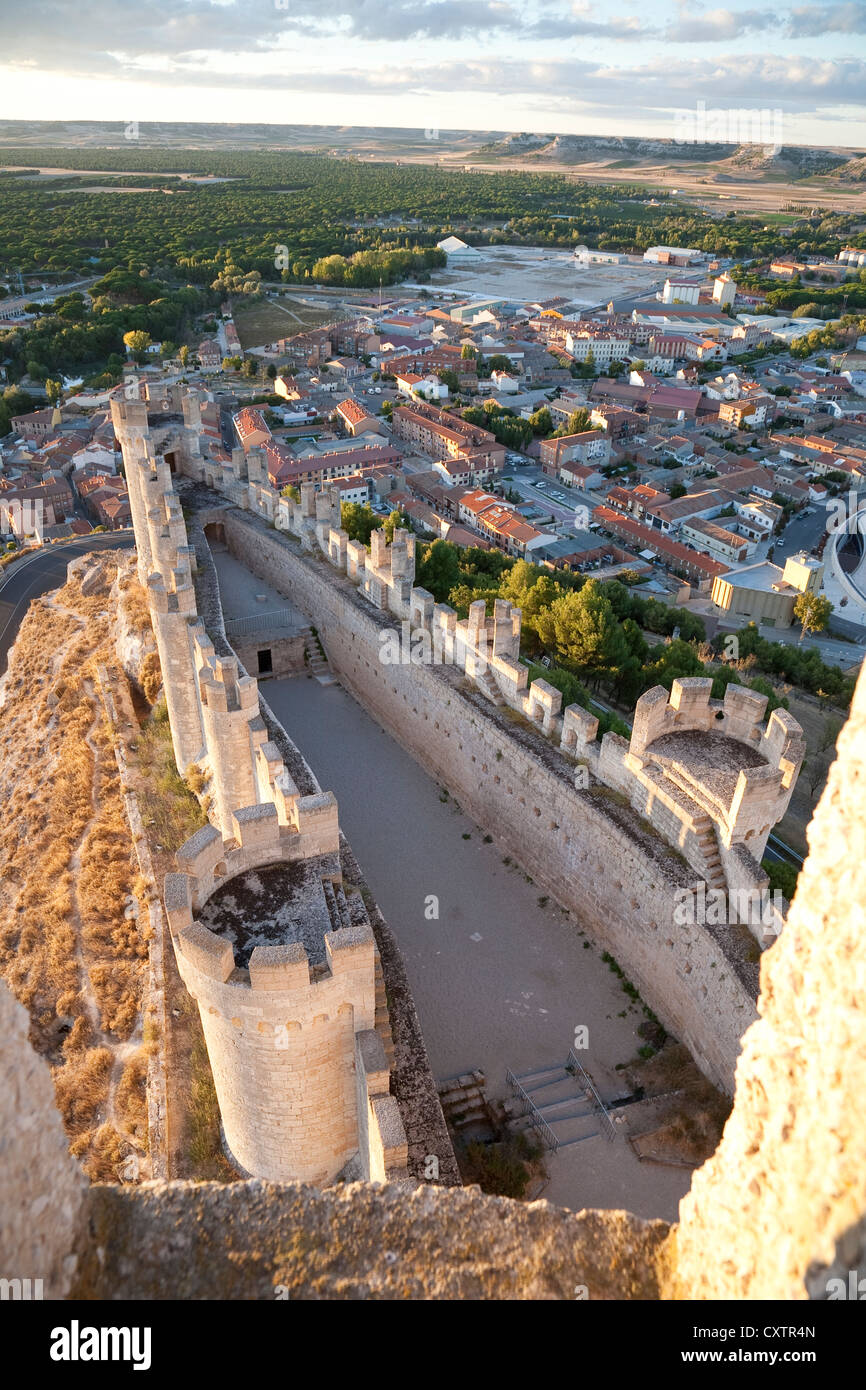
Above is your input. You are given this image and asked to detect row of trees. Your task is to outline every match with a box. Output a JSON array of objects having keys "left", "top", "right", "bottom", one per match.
[{"left": 412, "top": 542, "right": 857, "bottom": 714}]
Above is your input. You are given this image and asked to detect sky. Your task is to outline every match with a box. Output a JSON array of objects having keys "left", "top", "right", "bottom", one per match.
[{"left": 0, "top": 0, "right": 864, "bottom": 147}]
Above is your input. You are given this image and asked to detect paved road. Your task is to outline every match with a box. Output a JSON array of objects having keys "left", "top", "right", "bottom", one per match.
[
  {"left": 0, "top": 533, "right": 134, "bottom": 675},
  {"left": 755, "top": 622, "right": 865, "bottom": 669}
]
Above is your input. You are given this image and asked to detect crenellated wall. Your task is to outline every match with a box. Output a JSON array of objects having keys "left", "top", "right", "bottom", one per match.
[
  {"left": 113, "top": 388, "right": 803, "bottom": 1096},
  {"left": 110, "top": 397, "right": 416, "bottom": 1188},
  {"left": 217, "top": 506, "right": 763, "bottom": 1094}
]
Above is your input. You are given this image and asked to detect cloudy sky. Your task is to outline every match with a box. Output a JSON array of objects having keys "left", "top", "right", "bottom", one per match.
[{"left": 0, "top": 0, "right": 864, "bottom": 146}]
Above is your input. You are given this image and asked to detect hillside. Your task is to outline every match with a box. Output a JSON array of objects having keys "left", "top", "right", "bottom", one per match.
[{"left": 0, "top": 551, "right": 156, "bottom": 1180}]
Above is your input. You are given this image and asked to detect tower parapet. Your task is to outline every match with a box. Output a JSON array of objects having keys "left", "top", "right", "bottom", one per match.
[
  {"left": 164, "top": 807, "right": 407, "bottom": 1185},
  {"left": 614, "top": 677, "right": 805, "bottom": 893}
]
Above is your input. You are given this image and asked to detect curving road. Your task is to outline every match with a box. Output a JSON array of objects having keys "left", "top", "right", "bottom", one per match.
[{"left": 0, "top": 533, "right": 135, "bottom": 676}]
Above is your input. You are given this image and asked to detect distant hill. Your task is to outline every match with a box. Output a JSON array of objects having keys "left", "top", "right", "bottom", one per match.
[
  {"left": 476, "top": 132, "right": 865, "bottom": 178},
  {"left": 0, "top": 122, "right": 862, "bottom": 184}
]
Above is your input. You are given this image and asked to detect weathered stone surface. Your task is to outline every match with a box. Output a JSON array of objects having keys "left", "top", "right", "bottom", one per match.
[
  {"left": 0, "top": 988, "right": 88, "bottom": 1298},
  {"left": 73, "top": 1181, "right": 670, "bottom": 1301},
  {"left": 673, "top": 663, "right": 866, "bottom": 1300}
]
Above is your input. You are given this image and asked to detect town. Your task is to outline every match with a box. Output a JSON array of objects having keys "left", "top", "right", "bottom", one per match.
[{"left": 4, "top": 230, "right": 864, "bottom": 704}]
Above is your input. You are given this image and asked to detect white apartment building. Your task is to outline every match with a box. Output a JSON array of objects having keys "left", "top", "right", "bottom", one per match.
[{"left": 565, "top": 330, "right": 631, "bottom": 364}]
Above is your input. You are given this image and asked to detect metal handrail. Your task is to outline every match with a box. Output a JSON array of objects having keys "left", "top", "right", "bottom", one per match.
[
  {"left": 566, "top": 1050, "right": 616, "bottom": 1142},
  {"left": 505, "top": 1067, "right": 560, "bottom": 1152},
  {"left": 225, "top": 609, "right": 297, "bottom": 635}
]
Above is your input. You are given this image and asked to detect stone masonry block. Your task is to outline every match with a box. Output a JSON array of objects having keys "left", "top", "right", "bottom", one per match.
[
  {"left": 248, "top": 943, "right": 311, "bottom": 992},
  {"left": 178, "top": 922, "right": 235, "bottom": 982}
]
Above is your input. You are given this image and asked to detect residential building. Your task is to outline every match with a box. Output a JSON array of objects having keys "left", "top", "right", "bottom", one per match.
[
  {"left": 540, "top": 429, "right": 611, "bottom": 474},
  {"left": 197, "top": 340, "right": 222, "bottom": 371},
  {"left": 264, "top": 441, "right": 401, "bottom": 491},
  {"left": 680, "top": 517, "right": 754, "bottom": 563},
  {"left": 390, "top": 402, "right": 506, "bottom": 478},
  {"left": 10, "top": 408, "right": 59, "bottom": 442},
  {"left": 645, "top": 488, "right": 735, "bottom": 532},
  {"left": 233, "top": 407, "right": 271, "bottom": 452},
  {"left": 592, "top": 505, "right": 728, "bottom": 584},
  {"left": 396, "top": 372, "right": 447, "bottom": 401},
  {"left": 564, "top": 329, "right": 630, "bottom": 365},
  {"left": 718, "top": 392, "right": 774, "bottom": 430},
  {"left": 335, "top": 398, "right": 384, "bottom": 437}
]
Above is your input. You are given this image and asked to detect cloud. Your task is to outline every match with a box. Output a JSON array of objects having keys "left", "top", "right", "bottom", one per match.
[
  {"left": 787, "top": 2, "right": 866, "bottom": 35},
  {"left": 666, "top": 8, "right": 778, "bottom": 42},
  {"left": 11, "top": 46, "right": 857, "bottom": 122},
  {"left": 0, "top": 0, "right": 864, "bottom": 131}
]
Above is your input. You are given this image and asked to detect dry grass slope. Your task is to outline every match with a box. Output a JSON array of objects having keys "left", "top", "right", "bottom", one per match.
[{"left": 0, "top": 556, "right": 154, "bottom": 1179}]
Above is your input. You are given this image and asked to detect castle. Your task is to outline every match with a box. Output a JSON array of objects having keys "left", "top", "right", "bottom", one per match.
[
  {"left": 0, "top": 385, "right": 862, "bottom": 1304},
  {"left": 109, "top": 386, "right": 805, "bottom": 1184}
]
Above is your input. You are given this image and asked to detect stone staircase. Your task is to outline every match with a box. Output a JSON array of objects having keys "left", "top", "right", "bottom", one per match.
[
  {"left": 374, "top": 953, "right": 395, "bottom": 1070},
  {"left": 475, "top": 666, "right": 504, "bottom": 707},
  {"left": 694, "top": 816, "right": 728, "bottom": 893},
  {"left": 437, "top": 1071, "right": 496, "bottom": 1138},
  {"left": 636, "top": 761, "right": 728, "bottom": 894},
  {"left": 301, "top": 625, "right": 337, "bottom": 686}
]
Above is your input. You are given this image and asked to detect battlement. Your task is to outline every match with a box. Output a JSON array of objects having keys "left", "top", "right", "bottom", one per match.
[
  {"left": 621, "top": 677, "right": 805, "bottom": 878},
  {"left": 631, "top": 677, "right": 770, "bottom": 756},
  {"left": 164, "top": 811, "right": 404, "bottom": 1185}
]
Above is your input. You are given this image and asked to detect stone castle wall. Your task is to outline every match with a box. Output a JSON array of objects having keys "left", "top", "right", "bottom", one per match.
[
  {"left": 109, "top": 399, "right": 428, "bottom": 1189},
  {"left": 219, "top": 506, "right": 761, "bottom": 1093}
]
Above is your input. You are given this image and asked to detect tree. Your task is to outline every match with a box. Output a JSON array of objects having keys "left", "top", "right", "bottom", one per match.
[
  {"left": 818, "top": 714, "right": 843, "bottom": 758},
  {"left": 669, "top": 482, "right": 687, "bottom": 500},
  {"left": 793, "top": 591, "right": 832, "bottom": 644},
  {"left": 178, "top": 344, "right": 191, "bottom": 367},
  {"left": 241, "top": 358, "right": 258, "bottom": 378},
  {"left": 383, "top": 508, "right": 411, "bottom": 541},
  {"left": 340, "top": 502, "right": 381, "bottom": 546},
  {"left": 415, "top": 538, "right": 461, "bottom": 602},
  {"left": 461, "top": 344, "right": 477, "bottom": 360},
  {"left": 123, "top": 329, "right": 152, "bottom": 361},
  {"left": 45, "top": 378, "right": 63, "bottom": 404},
  {"left": 535, "top": 579, "right": 629, "bottom": 686},
  {"left": 529, "top": 404, "right": 552, "bottom": 435}
]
